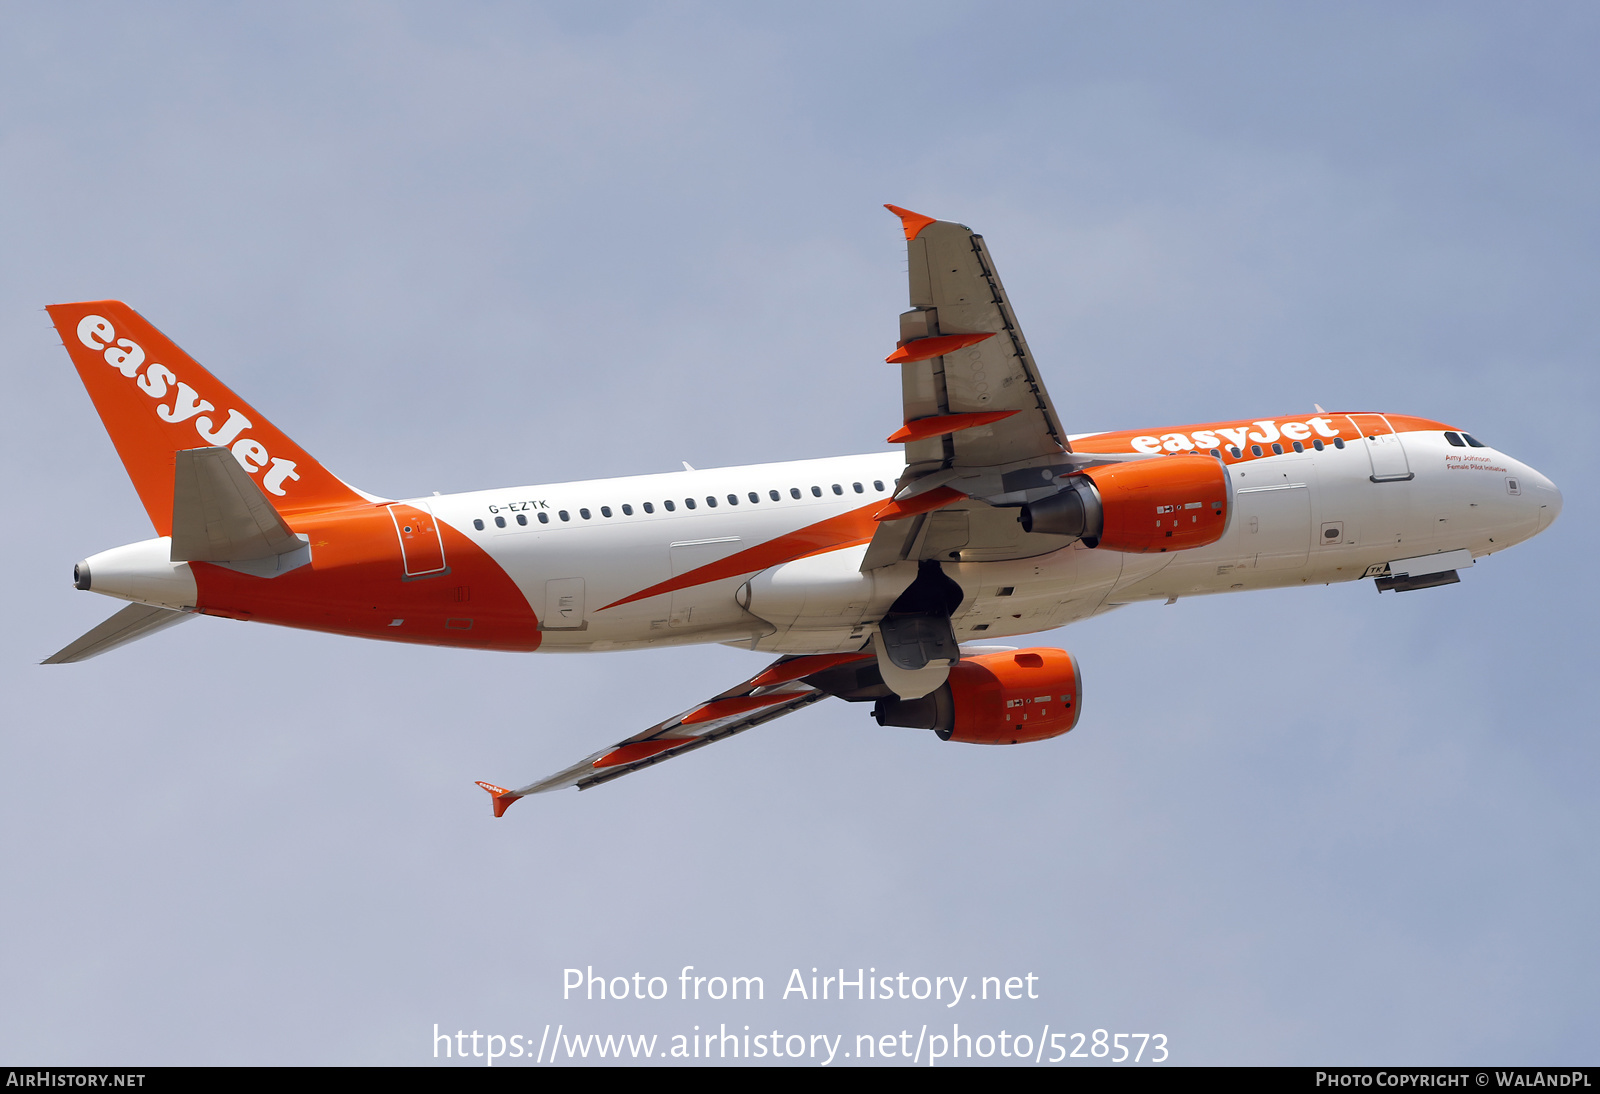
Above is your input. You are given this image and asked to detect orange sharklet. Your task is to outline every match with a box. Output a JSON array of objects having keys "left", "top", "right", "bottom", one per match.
[
  {"left": 884, "top": 204, "right": 937, "bottom": 241},
  {"left": 475, "top": 780, "right": 519, "bottom": 818}
]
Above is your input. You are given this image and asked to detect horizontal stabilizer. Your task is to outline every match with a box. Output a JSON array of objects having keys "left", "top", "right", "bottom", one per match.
[
  {"left": 170, "top": 447, "right": 303, "bottom": 563},
  {"left": 42, "top": 602, "right": 191, "bottom": 664}
]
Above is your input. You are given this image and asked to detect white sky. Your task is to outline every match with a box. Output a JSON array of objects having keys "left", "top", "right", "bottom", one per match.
[{"left": 1, "top": 2, "right": 1593, "bottom": 1065}]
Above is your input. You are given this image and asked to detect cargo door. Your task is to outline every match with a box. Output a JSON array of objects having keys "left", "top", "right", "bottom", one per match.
[{"left": 1233, "top": 483, "right": 1312, "bottom": 570}]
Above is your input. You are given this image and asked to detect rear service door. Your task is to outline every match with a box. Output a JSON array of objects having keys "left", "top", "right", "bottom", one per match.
[{"left": 389, "top": 503, "right": 448, "bottom": 577}]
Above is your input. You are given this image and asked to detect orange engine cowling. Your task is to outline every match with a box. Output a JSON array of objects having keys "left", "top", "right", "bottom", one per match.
[
  {"left": 1021, "top": 453, "right": 1229, "bottom": 553},
  {"left": 872, "top": 647, "right": 1082, "bottom": 745}
]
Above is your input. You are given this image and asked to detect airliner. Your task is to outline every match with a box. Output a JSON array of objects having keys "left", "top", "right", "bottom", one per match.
[{"left": 43, "top": 206, "right": 1562, "bottom": 814}]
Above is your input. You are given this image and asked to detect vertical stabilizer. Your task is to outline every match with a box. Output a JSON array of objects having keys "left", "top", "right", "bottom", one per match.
[{"left": 46, "top": 301, "right": 365, "bottom": 535}]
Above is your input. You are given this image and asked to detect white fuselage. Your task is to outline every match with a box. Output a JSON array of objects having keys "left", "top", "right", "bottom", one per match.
[{"left": 410, "top": 428, "right": 1559, "bottom": 656}]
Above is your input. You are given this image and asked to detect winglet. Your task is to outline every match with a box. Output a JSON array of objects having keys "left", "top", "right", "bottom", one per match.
[
  {"left": 475, "top": 780, "right": 519, "bottom": 818},
  {"left": 885, "top": 204, "right": 937, "bottom": 242}
]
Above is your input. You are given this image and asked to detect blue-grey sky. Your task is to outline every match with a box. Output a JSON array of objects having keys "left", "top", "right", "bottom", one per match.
[{"left": 1, "top": 2, "right": 1593, "bottom": 1065}]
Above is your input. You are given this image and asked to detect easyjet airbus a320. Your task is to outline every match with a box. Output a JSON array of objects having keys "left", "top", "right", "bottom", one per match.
[{"left": 44, "top": 206, "right": 1562, "bottom": 814}]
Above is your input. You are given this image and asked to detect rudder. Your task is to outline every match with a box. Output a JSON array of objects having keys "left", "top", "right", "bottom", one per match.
[{"left": 47, "top": 301, "right": 366, "bottom": 535}]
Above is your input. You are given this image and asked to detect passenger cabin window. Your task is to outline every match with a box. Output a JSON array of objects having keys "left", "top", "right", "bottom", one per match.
[
  {"left": 601, "top": 506, "right": 612, "bottom": 517},
  {"left": 473, "top": 519, "right": 484, "bottom": 531},
  {"left": 1229, "top": 446, "right": 1242, "bottom": 458},
  {"left": 663, "top": 500, "right": 675, "bottom": 512},
  {"left": 495, "top": 516, "right": 506, "bottom": 528},
  {"left": 538, "top": 511, "right": 549, "bottom": 523},
  {"left": 516, "top": 513, "right": 527, "bottom": 526},
  {"left": 1313, "top": 439, "right": 1324, "bottom": 451},
  {"left": 622, "top": 504, "right": 633, "bottom": 515},
  {"left": 559, "top": 510, "right": 570, "bottom": 521},
  {"left": 1209, "top": 448, "right": 1221, "bottom": 458},
  {"left": 853, "top": 482, "right": 864, "bottom": 493},
  {"left": 1251, "top": 445, "right": 1263, "bottom": 457},
  {"left": 832, "top": 484, "right": 843, "bottom": 495},
  {"left": 580, "top": 508, "right": 591, "bottom": 520},
  {"left": 811, "top": 486, "right": 822, "bottom": 497},
  {"left": 1333, "top": 438, "right": 1345, "bottom": 449},
  {"left": 643, "top": 502, "right": 654, "bottom": 513},
  {"left": 728, "top": 494, "right": 739, "bottom": 505},
  {"left": 770, "top": 490, "right": 781, "bottom": 501},
  {"left": 749, "top": 492, "right": 759, "bottom": 504},
  {"left": 873, "top": 480, "right": 885, "bottom": 491},
  {"left": 705, "top": 496, "right": 717, "bottom": 508},
  {"left": 1292, "top": 441, "right": 1304, "bottom": 453},
  {"left": 1271, "top": 443, "right": 1284, "bottom": 455},
  {"left": 684, "top": 498, "right": 696, "bottom": 509},
  {"left": 790, "top": 488, "right": 802, "bottom": 499}
]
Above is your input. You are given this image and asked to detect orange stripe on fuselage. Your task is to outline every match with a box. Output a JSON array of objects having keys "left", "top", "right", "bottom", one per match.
[
  {"left": 599, "top": 499, "right": 883, "bottom": 611},
  {"left": 192, "top": 504, "right": 542, "bottom": 651},
  {"left": 1072, "top": 411, "right": 1456, "bottom": 462}
]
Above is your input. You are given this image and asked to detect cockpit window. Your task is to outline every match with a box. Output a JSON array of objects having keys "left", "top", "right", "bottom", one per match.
[
  {"left": 1445, "top": 431, "right": 1466, "bottom": 447},
  {"left": 1463, "top": 433, "right": 1487, "bottom": 448}
]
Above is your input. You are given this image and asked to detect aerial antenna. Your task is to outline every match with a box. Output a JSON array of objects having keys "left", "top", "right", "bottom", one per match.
[{"left": 682, "top": 461, "right": 695, "bottom": 472}]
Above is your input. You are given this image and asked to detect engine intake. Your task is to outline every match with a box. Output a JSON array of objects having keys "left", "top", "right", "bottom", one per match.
[{"left": 873, "top": 647, "right": 1082, "bottom": 745}]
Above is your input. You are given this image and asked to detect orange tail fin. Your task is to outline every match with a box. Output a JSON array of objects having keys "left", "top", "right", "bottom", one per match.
[{"left": 47, "top": 301, "right": 365, "bottom": 535}]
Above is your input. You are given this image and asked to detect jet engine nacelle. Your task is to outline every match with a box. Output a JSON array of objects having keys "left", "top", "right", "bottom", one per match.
[
  {"left": 1020, "top": 453, "right": 1230, "bottom": 553},
  {"left": 872, "top": 647, "right": 1082, "bottom": 745}
]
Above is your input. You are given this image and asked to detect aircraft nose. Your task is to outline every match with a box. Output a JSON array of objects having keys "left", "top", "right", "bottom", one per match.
[{"left": 1532, "top": 472, "right": 1562, "bottom": 533}]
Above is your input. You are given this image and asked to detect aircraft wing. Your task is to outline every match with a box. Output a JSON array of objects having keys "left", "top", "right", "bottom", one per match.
[
  {"left": 475, "top": 653, "right": 871, "bottom": 811},
  {"left": 863, "top": 206, "right": 1095, "bottom": 569},
  {"left": 886, "top": 205, "right": 1069, "bottom": 468}
]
